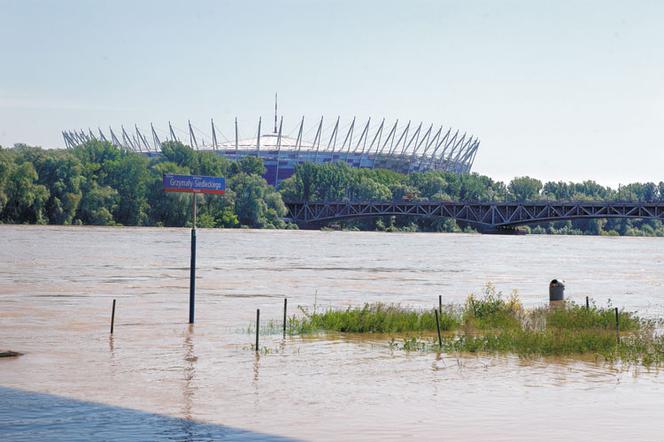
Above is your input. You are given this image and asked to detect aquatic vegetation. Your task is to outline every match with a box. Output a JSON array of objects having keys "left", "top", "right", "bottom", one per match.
[
  {"left": 537, "top": 300, "right": 642, "bottom": 331},
  {"left": 289, "top": 284, "right": 664, "bottom": 365},
  {"left": 462, "top": 284, "right": 523, "bottom": 330},
  {"left": 289, "top": 303, "right": 460, "bottom": 334}
]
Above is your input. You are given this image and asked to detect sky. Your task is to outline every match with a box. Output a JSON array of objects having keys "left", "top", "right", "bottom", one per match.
[{"left": 1, "top": 0, "right": 662, "bottom": 186}]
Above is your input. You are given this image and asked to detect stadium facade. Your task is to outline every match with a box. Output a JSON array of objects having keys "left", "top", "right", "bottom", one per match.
[{"left": 63, "top": 104, "right": 480, "bottom": 186}]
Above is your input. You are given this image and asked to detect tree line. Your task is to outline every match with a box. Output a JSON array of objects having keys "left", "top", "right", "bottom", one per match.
[
  {"left": 0, "top": 141, "right": 288, "bottom": 228},
  {"left": 1, "top": 141, "right": 663, "bottom": 236}
]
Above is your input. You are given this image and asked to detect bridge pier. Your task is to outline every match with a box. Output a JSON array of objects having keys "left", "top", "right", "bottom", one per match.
[{"left": 477, "top": 225, "right": 527, "bottom": 235}]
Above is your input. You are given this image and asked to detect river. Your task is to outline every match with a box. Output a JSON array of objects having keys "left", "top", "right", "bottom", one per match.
[{"left": 1, "top": 225, "right": 663, "bottom": 440}]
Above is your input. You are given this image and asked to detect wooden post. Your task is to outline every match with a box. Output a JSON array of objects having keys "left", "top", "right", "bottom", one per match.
[
  {"left": 615, "top": 307, "right": 620, "bottom": 343},
  {"left": 434, "top": 309, "right": 442, "bottom": 348},
  {"left": 110, "top": 299, "right": 116, "bottom": 334},
  {"left": 585, "top": 296, "right": 589, "bottom": 310},
  {"left": 283, "top": 298, "right": 288, "bottom": 339},
  {"left": 255, "top": 309, "right": 260, "bottom": 351}
]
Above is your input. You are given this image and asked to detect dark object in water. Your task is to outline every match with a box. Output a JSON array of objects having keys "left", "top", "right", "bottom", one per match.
[
  {"left": 0, "top": 350, "right": 22, "bottom": 358},
  {"left": 549, "top": 279, "right": 565, "bottom": 301}
]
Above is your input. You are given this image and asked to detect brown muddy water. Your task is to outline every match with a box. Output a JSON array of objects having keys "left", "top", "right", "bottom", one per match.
[{"left": 1, "top": 225, "right": 664, "bottom": 441}]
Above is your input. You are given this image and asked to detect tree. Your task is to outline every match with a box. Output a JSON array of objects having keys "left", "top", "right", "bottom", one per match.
[
  {"left": 77, "top": 180, "right": 118, "bottom": 225},
  {"left": 230, "top": 156, "right": 265, "bottom": 176},
  {"left": 146, "top": 162, "right": 192, "bottom": 226},
  {"left": 0, "top": 149, "right": 14, "bottom": 215},
  {"left": 35, "top": 151, "right": 83, "bottom": 224},
  {"left": 231, "top": 173, "right": 286, "bottom": 228},
  {"left": 160, "top": 141, "right": 195, "bottom": 169},
  {"left": 103, "top": 152, "right": 150, "bottom": 225},
  {"left": 4, "top": 162, "right": 49, "bottom": 223},
  {"left": 508, "top": 176, "right": 542, "bottom": 200},
  {"left": 348, "top": 176, "right": 391, "bottom": 201}
]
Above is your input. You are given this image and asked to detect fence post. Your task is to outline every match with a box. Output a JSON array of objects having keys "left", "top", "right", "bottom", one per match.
[
  {"left": 585, "top": 296, "right": 589, "bottom": 310},
  {"left": 110, "top": 299, "right": 116, "bottom": 334},
  {"left": 283, "top": 298, "right": 288, "bottom": 338},
  {"left": 434, "top": 309, "right": 442, "bottom": 348},
  {"left": 615, "top": 307, "right": 620, "bottom": 343},
  {"left": 255, "top": 309, "right": 260, "bottom": 352}
]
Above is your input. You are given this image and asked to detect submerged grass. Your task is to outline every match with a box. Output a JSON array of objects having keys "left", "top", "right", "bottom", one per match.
[
  {"left": 289, "top": 303, "right": 460, "bottom": 334},
  {"left": 289, "top": 284, "right": 664, "bottom": 366}
]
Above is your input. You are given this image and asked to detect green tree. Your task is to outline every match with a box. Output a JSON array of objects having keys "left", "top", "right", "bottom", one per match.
[
  {"left": 231, "top": 173, "right": 286, "bottom": 228},
  {"left": 508, "top": 176, "right": 542, "bottom": 200},
  {"left": 4, "top": 162, "right": 49, "bottom": 223},
  {"left": 230, "top": 156, "right": 265, "bottom": 176},
  {"left": 77, "top": 180, "right": 118, "bottom": 225}
]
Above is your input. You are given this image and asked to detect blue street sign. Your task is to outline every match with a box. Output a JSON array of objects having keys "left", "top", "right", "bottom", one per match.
[{"left": 163, "top": 174, "right": 225, "bottom": 194}]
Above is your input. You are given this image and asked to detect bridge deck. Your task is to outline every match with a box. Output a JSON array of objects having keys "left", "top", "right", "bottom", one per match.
[{"left": 285, "top": 200, "right": 664, "bottom": 229}]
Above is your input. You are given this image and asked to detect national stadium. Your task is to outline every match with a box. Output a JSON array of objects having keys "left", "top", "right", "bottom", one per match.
[{"left": 62, "top": 101, "right": 480, "bottom": 186}]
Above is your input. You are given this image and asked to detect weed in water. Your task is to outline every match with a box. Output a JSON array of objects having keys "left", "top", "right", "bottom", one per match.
[{"left": 289, "top": 284, "right": 663, "bottom": 366}]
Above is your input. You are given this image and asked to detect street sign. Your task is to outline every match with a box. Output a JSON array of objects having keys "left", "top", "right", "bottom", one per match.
[
  {"left": 163, "top": 174, "right": 225, "bottom": 194},
  {"left": 162, "top": 173, "right": 226, "bottom": 324}
]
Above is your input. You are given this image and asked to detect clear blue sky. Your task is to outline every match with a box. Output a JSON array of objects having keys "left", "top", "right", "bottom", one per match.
[{"left": 1, "top": 0, "right": 662, "bottom": 186}]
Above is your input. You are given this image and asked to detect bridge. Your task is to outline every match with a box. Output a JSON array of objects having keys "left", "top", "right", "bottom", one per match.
[{"left": 285, "top": 200, "right": 664, "bottom": 231}]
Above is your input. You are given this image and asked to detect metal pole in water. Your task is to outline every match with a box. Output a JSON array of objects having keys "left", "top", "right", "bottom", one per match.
[
  {"left": 189, "top": 194, "right": 197, "bottom": 324},
  {"left": 283, "top": 298, "right": 288, "bottom": 339},
  {"left": 110, "top": 299, "right": 116, "bottom": 334},
  {"left": 434, "top": 309, "right": 442, "bottom": 348},
  {"left": 615, "top": 307, "right": 620, "bottom": 343},
  {"left": 255, "top": 309, "right": 260, "bottom": 351}
]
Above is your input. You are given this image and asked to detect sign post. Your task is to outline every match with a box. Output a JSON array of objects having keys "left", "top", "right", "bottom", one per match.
[
  {"left": 163, "top": 174, "right": 225, "bottom": 324},
  {"left": 189, "top": 195, "right": 196, "bottom": 324}
]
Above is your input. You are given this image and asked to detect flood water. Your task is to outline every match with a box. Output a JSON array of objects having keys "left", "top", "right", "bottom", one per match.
[{"left": 1, "top": 225, "right": 664, "bottom": 441}]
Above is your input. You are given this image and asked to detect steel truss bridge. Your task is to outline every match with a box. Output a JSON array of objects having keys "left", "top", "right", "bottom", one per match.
[{"left": 285, "top": 200, "right": 664, "bottom": 231}]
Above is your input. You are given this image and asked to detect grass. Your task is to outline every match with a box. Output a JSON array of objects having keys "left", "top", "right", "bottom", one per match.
[
  {"left": 289, "top": 303, "right": 460, "bottom": 334},
  {"left": 288, "top": 284, "right": 664, "bottom": 366}
]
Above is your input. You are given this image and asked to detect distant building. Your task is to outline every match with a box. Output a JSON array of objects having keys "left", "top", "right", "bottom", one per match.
[{"left": 63, "top": 101, "right": 480, "bottom": 186}]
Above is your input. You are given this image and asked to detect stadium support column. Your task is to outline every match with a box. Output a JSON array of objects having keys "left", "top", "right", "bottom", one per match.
[
  {"left": 422, "top": 128, "right": 449, "bottom": 170},
  {"left": 275, "top": 116, "right": 283, "bottom": 185},
  {"left": 342, "top": 116, "right": 356, "bottom": 161},
  {"left": 256, "top": 117, "right": 262, "bottom": 156},
  {"left": 366, "top": 118, "right": 385, "bottom": 167},
  {"left": 274, "top": 92, "right": 278, "bottom": 134},
  {"left": 432, "top": 129, "right": 457, "bottom": 171},
  {"left": 188, "top": 120, "right": 198, "bottom": 149},
  {"left": 234, "top": 118, "right": 239, "bottom": 154},
  {"left": 354, "top": 117, "right": 371, "bottom": 166},
  {"left": 110, "top": 127, "right": 122, "bottom": 148},
  {"left": 151, "top": 123, "right": 161, "bottom": 151},
  {"left": 327, "top": 117, "right": 340, "bottom": 152},
  {"left": 169, "top": 121, "right": 178, "bottom": 142},
  {"left": 211, "top": 118, "right": 218, "bottom": 150},
  {"left": 411, "top": 124, "right": 432, "bottom": 160},
  {"left": 312, "top": 116, "right": 324, "bottom": 161},
  {"left": 295, "top": 116, "right": 304, "bottom": 152}
]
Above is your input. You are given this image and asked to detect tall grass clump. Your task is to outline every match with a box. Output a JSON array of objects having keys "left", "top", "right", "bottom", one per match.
[
  {"left": 463, "top": 284, "right": 523, "bottom": 330},
  {"left": 289, "top": 284, "right": 664, "bottom": 366},
  {"left": 540, "top": 301, "right": 641, "bottom": 331},
  {"left": 289, "top": 303, "right": 460, "bottom": 334}
]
